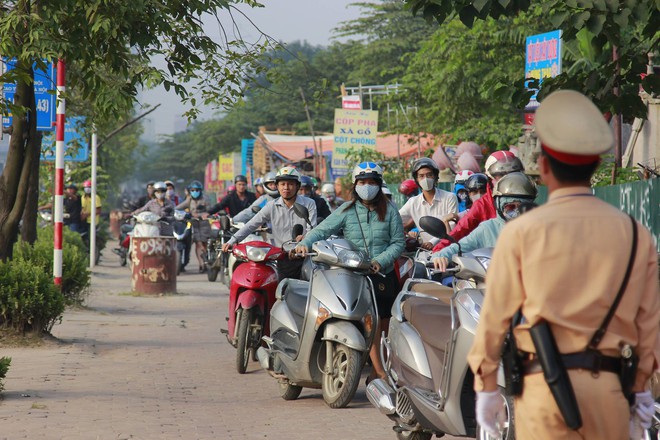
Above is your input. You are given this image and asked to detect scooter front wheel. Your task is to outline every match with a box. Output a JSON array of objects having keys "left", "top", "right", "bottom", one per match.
[
  {"left": 279, "top": 382, "right": 302, "bottom": 401},
  {"left": 236, "top": 308, "right": 255, "bottom": 374},
  {"left": 322, "top": 343, "right": 361, "bottom": 409}
]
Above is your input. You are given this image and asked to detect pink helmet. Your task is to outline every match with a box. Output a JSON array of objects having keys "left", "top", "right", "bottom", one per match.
[{"left": 83, "top": 179, "right": 92, "bottom": 188}]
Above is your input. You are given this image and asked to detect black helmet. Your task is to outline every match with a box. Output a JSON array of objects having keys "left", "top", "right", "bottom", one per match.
[
  {"left": 411, "top": 157, "right": 439, "bottom": 180},
  {"left": 234, "top": 175, "right": 247, "bottom": 184},
  {"left": 465, "top": 173, "right": 489, "bottom": 192},
  {"left": 299, "top": 175, "right": 313, "bottom": 188},
  {"left": 188, "top": 180, "right": 203, "bottom": 190}
]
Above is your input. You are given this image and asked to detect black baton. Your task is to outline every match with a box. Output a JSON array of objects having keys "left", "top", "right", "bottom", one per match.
[{"left": 529, "top": 321, "right": 583, "bottom": 430}]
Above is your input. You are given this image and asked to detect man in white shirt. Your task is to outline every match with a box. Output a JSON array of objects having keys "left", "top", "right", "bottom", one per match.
[{"left": 399, "top": 157, "right": 458, "bottom": 250}]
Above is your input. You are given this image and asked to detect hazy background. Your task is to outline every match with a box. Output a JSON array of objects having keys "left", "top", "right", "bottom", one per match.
[{"left": 139, "top": 0, "right": 358, "bottom": 142}]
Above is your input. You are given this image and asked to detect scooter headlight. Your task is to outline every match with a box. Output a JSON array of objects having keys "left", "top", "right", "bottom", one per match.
[
  {"left": 337, "top": 249, "right": 368, "bottom": 269},
  {"left": 246, "top": 245, "right": 270, "bottom": 262},
  {"left": 456, "top": 291, "right": 481, "bottom": 322}
]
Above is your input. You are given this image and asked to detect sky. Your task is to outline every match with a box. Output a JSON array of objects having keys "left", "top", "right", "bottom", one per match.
[{"left": 139, "top": 0, "right": 359, "bottom": 142}]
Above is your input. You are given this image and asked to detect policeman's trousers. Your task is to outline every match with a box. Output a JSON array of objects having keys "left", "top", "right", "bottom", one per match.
[{"left": 514, "top": 369, "right": 629, "bottom": 439}]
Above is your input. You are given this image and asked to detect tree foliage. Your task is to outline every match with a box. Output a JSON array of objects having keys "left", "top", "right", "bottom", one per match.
[
  {"left": 0, "top": 0, "right": 272, "bottom": 260},
  {"left": 403, "top": 0, "right": 659, "bottom": 120}
]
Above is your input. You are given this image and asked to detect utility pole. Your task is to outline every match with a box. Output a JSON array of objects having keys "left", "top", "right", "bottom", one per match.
[{"left": 299, "top": 87, "right": 318, "bottom": 177}]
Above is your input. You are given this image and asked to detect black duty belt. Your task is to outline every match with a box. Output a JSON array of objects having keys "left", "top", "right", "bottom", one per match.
[{"left": 524, "top": 351, "right": 620, "bottom": 376}]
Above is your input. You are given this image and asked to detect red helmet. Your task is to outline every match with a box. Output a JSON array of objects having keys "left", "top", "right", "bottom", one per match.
[
  {"left": 398, "top": 179, "right": 418, "bottom": 196},
  {"left": 83, "top": 180, "right": 92, "bottom": 188}
]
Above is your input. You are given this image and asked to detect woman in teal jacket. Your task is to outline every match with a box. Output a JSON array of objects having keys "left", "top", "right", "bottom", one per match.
[{"left": 296, "top": 162, "right": 405, "bottom": 383}]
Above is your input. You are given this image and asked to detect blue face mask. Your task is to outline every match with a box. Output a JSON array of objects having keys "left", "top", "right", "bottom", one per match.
[
  {"left": 355, "top": 184, "right": 380, "bottom": 201},
  {"left": 190, "top": 190, "right": 201, "bottom": 199}
]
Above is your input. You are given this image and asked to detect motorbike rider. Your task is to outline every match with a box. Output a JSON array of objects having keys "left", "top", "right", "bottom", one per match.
[
  {"left": 397, "top": 179, "right": 419, "bottom": 200},
  {"left": 164, "top": 180, "right": 180, "bottom": 205},
  {"left": 431, "top": 172, "right": 537, "bottom": 271},
  {"left": 80, "top": 179, "right": 102, "bottom": 234},
  {"left": 176, "top": 180, "right": 211, "bottom": 273},
  {"left": 299, "top": 175, "right": 331, "bottom": 221},
  {"left": 321, "top": 183, "right": 344, "bottom": 211},
  {"left": 222, "top": 166, "right": 317, "bottom": 280},
  {"left": 209, "top": 175, "right": 257, "bottom": 218},
  {"left": 432, "top": 150, "right": 524, "bottom": 252},
  {"left": 399, "top": 158, "right": 458, "bottom": 250},
  {"left": 136, "top": 181, "right": 155, "bottom": 209},
  {"left": 254, "top": 177, "right": 264, "bottom": 197},
  {"left": 233, "top": 171, "right": 279, "bottom": 223},
  {"left": 454, "top": 170, "right": 474, "bottom": 212},
  {"left": 443, "top": 172, "right": 489, "bottom": 225},
  {"left": 132, "top": 181, "right": 175, "bottom": 217},
  {"left": 295, "top": 162, "right": 405, "bottom": 384}
]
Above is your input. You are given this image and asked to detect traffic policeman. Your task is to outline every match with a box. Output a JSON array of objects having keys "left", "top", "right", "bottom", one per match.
[{"left": 467, "top": 90, "right": 660, "bottom": 439}]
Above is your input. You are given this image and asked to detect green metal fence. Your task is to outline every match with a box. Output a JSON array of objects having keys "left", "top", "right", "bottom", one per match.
[{"left": 390, "top": 179, "right": 659, "bottom": 252}]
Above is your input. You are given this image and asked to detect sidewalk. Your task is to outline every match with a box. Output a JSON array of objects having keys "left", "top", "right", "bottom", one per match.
[{"left": 0, "top": 247, "right": 403, "bottom": 440}]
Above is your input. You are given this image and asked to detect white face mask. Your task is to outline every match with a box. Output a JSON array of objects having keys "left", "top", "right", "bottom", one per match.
[
  {"left": 166, "top": 189, "right": 174, "bottom": 197},
  {"left": 355, "top": 184, "right": 380, "bottom": 201},
  {"left": 155, "top": 192, "right": 165, "bottom": 200},
  {"left": 84, "top": 187, "right": 92, "bottom": 195},
  {"left": 419, "top": 177, "right": 436, "bottom": 192},
  {"left": 470, "top": 193, "right": 482, "bottom": 202}
]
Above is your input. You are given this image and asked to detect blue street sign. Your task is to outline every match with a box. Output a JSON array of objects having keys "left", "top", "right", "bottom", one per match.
[
  {"left": 2, "top": 58, "right": 56, "bottom": 131},
  {"left": 41, "top": 116, "right": 89, "bottom": 162}
]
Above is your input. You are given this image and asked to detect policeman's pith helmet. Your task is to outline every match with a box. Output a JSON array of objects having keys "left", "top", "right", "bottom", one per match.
[{"left": 534, "top": 90, "right": 613, "bottom": 165}]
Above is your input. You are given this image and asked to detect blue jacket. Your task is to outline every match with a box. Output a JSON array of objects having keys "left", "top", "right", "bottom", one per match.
[
  {"left": 300, "top": 201, "right": 405, "bottom": 274},
  {"left": 454, "top": 183, "right": 468, "bottom": 212}
]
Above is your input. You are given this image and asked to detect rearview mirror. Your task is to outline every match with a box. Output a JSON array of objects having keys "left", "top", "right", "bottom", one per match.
[
  {"left": 418, "top": 216, "right": 449, "bottom": 240},
  {"left": 219, "top": 216, "right": 230, "bottom": 231},
  {"left": 292, "top": 224, "right": 304, "bottom": 240},
  {"left": 251, "top": 205, "right": 262, "bottom": 214},
  {"left": 293, "top": 203, "right": 311, "bottom": 226}
]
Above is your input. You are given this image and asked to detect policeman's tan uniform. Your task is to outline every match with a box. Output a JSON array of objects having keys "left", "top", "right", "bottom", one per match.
[{"left": 467, "top": 90, "right": 660, "bottom": 439}]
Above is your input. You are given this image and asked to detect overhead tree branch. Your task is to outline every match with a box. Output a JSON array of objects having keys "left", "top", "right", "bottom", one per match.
[{"left": 97, "top": 104, "right": 161, "bottom": 149}]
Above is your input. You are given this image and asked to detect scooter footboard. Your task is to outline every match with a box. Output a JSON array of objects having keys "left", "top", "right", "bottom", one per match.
[{"left": 322, "top": 321, "right": 368, "bottom": 351}]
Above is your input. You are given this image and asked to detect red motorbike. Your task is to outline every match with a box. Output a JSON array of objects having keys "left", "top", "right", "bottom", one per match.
[{"left": 222, "top": 240, "right": 283, "bottom": 374}]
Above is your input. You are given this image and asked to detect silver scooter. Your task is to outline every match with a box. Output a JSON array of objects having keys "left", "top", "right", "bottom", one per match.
[
  {"left": 367, "top": 216, "right": 514, "bottom": 440},
  {"left": 256, "top": 206, "right": 379, "bottom": 408}
]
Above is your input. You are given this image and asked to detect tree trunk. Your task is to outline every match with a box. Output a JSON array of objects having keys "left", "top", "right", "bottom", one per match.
[
  {"left": 21, "top": 131, "right": 42, "bottom": 245},
  {"left": 0, "top": 60, "right": 37, "bottom": 261}
]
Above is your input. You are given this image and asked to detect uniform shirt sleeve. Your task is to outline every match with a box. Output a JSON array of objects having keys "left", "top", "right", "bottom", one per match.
[
  {"left": 373, "top": 207, "right": 405, "bottom": 270},
  {"left": 467, "top": 223, "right": 525, "bottom": 391},
  {"left": 228, "top": 201, "right": 273, "bottom": 245}
]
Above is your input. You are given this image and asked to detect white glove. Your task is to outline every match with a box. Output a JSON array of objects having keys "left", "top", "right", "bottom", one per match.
[
  {"left": 476, "top": 390, "right": 506, "bottom": 438},
  {"left": 629, "top": 391, "right": 655, "bottom": 439}
]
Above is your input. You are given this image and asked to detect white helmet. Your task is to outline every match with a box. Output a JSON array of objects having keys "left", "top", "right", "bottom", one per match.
[
  {"left": 275, "top": 166, "right": 301, "bottom": 183},
  {"left": 351, "top": 162, "right": 383, "bottom": 184},
  {"left": 454, "top": 170, "right": 474, "bottom": 184},
  {"left": 321, "top": 183, "right": 335, "bottom": 196}
]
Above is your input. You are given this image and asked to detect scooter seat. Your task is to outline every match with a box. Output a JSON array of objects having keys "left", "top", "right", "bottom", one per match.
[
  {"left": 282, "top": 279, "right": 310, "bottom": 328},
  {"left": 402, "top": 296, "right": 452, "bottom": 351}
]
